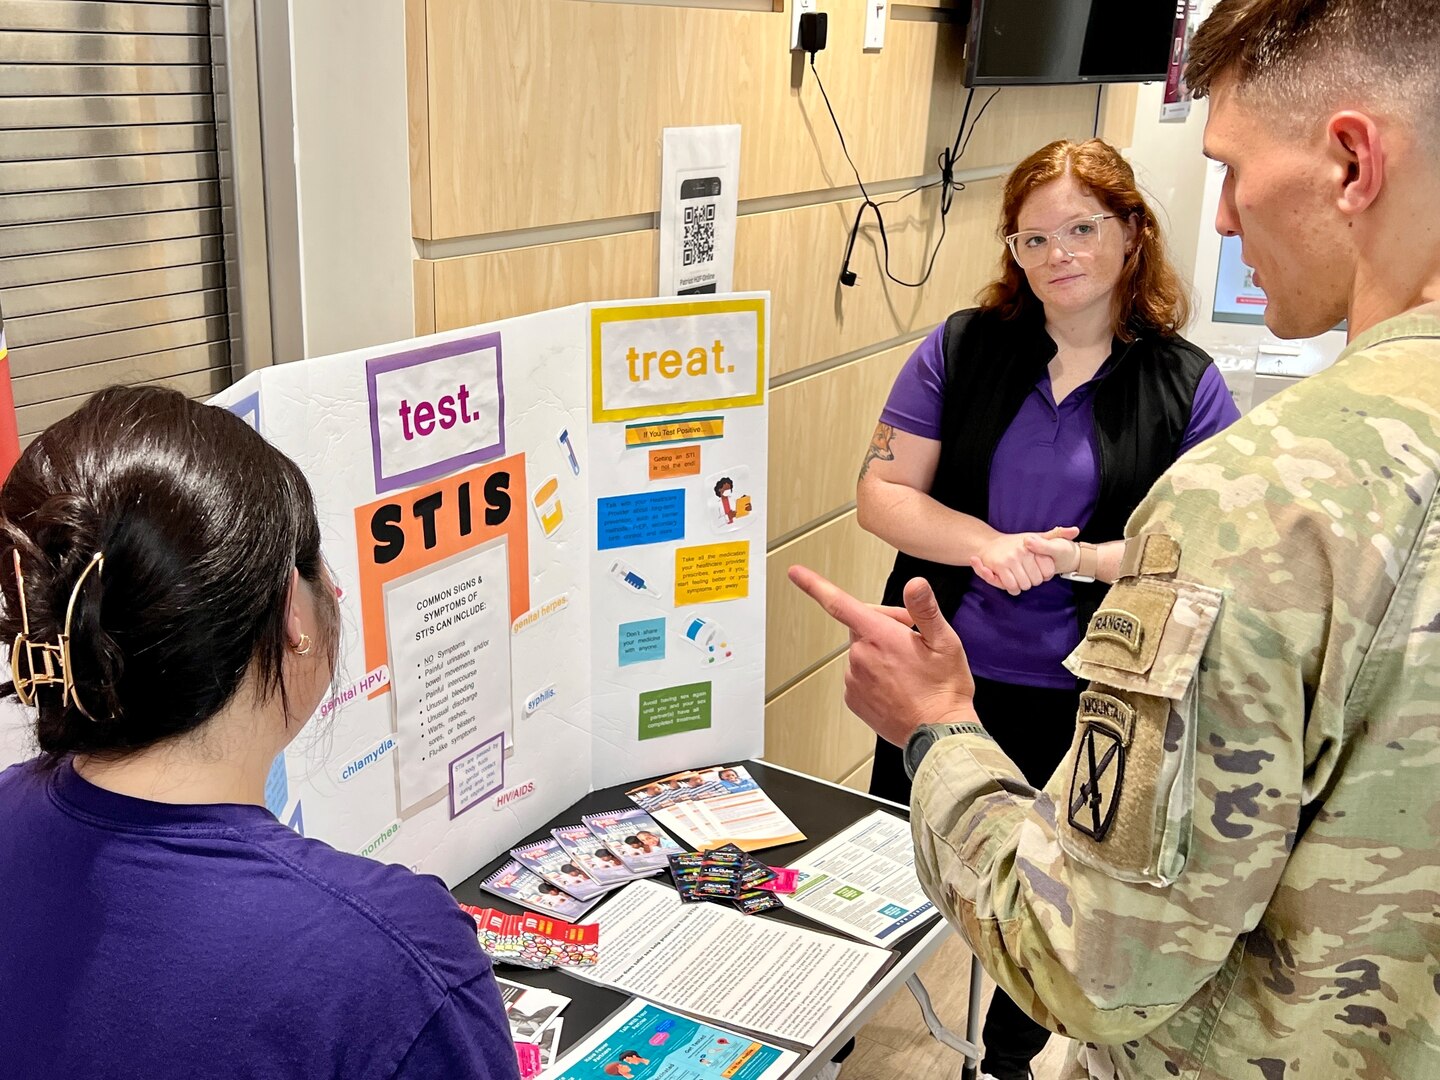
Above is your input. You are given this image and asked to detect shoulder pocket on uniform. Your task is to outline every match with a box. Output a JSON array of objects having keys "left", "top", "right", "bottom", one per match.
[{"left": 1057, "top": 577, "right": 1223, "bottom": 886}]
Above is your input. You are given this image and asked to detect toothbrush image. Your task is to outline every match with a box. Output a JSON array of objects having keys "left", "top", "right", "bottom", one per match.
[{"left": 558, "top": 429, "right": 580, "bottom": 475}]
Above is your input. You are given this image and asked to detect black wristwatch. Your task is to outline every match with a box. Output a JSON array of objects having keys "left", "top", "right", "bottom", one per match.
[{"left": 903, "top": 721, "right": 988, "bottom": 780}]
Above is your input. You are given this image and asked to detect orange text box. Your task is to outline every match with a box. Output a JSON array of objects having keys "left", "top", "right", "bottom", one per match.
[
  {"left": 648, "top": 444, "right": 702, "bottom": 480},
  {"left": 674, "top": 540, "right": 749, "bottom": 605},
  {"left": 354, "top": 454, "right": 529, "bottom": 693}
]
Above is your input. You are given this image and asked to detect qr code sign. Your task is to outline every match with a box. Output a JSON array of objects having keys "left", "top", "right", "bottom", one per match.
[{"left": 682, "top": 204, "right": 716, "bottom": 267}]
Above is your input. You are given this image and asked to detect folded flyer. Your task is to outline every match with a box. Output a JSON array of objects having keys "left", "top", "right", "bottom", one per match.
[
  {"left": 551, "top": 823, "right": 653, "bottom": 886},
  {"left": 580, "top": 807, "right": 684, "bottom": 872},
  {"left": 480, "top": 859, "right": 602, "bottom": 920},
  {"left": 496, "top": 977, "right": 571, "bottom": 1042},
  {"left": 511, "top": 837, "right": 608, "bottom": 901},
  {"left": 784, "top": 810, "right": 939, "bottom": 946},
  {"left": 625, "top": 765, "right": 805, "bottom": 853}
]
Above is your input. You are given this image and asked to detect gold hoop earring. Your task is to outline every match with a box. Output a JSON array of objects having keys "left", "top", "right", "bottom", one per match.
[{"left": 291, "top": 632, "right": 313, "bottom": 657}]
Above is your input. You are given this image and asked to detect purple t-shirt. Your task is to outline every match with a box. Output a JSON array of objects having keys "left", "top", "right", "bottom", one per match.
[
  {"left": 880, "top": 323, "right": 1240, "bottom": 689},
  {"left": 0, "top": 759, "right": 520, "bottom": 1080}
]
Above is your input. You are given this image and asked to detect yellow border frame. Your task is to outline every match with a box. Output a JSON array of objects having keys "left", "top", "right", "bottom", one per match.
[{"left": 590, "top": 297, "right": 767, "bottom": 423}]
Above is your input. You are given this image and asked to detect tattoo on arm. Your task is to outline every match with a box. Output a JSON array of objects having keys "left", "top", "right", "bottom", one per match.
[{"left": 859, "top": 423, "right": 897, "bottom": 481}]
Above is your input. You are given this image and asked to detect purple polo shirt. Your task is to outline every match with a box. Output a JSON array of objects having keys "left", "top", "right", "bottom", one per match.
[
  {"left": 0, "top": 758, "right": 521, "bottom": 1080},
  {"left": 880, "top": 323, "right": 1239, "bottom": 689}
]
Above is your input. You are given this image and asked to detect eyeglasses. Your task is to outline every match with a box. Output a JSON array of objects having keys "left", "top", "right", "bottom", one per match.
[{"left": 1005, "top": 214, "right": 1116, "bottom": 269}]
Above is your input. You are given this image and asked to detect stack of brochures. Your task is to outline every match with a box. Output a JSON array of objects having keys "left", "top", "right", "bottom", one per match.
[
  {"left": 625, "top": 764, "right": 806, "bottom": 852},
  {"left": 478, "top": 806, "right": 681, "bottom": 918}
]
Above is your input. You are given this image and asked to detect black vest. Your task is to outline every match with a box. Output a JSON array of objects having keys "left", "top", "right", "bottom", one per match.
[{"left": 880, "top": 306, "right": 1213, "bottom": 640}]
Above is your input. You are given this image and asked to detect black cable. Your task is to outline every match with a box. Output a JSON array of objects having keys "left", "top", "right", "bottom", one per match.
[
  {"left": 1092, "top": 84, "right": 1103, "bottom": 137},
  {"left": 811, "top": 50, "right": 1000, "bottom": 290}
]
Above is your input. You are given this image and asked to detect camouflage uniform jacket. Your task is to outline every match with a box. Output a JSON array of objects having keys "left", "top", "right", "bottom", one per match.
[{"left": 911, "top": 302, "right": 1440, "bottom": 1078}]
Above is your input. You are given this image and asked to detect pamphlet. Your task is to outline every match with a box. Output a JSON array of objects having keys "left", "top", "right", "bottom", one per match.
[
  {"left": 496, "top": 977, "right": 571, "bottom": 1042},
  {"left": 512, "top": 837, "right": 609, "bottom": 901},
  {"left": 580, "top": 807, "right": 685, "bottom": 872},
  {"left": 783, "top": 811, "right": 938, "bottom": 946},
  {"left": 625, "top": 765, "right": 804, "bottom": 853},
  {"left": 551, "top": 823, "right": 653, "bottom": 886},
  {"left": 534, "top": 1018, "right": 563, "bottom": 1069},
  {"left": 548, "top": 998, "right": 797, "bottom": 1080},
  {"left": 568, "top": 879, "right": 890, "bottom": 1046},
  {"left": 481, "top": 859, "right": 603, "bottom": 920}
]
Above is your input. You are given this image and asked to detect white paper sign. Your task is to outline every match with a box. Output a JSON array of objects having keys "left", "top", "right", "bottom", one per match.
[
  {"left": 659, "top": 125, "right": 740, "bottom": 297},
  {"left": 367, "top": 334, "right": 504, "bottom": 493},
  {"left": 385, "top": 540, "right": 512, "bottom": 817},
  {"left": 593, "top": 304, "right": 763, "bottom": 422}
]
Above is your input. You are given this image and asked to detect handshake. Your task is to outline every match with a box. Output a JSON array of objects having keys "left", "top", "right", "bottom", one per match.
[{"left": 971, "top": 525, "right": 1085, "bottom": 596}]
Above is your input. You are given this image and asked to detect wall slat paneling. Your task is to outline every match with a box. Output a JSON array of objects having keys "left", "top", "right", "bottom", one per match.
[
  {"left": 764, "top": 650, "right": 875, "bottom": 785},
  {"left": 416, "top": 1, "right": 966, "bottom": 238},
  {"left": 407, "top": 0, "right": 1100, "bottom": 778},
  {"left": 765, "top": 509, "right": 895, "bottom": 696},
  {"left": 431, "top": 229, "right": 657, "bottom": 332},
  {"left": 768, "top": 338, "right": 915, "bottom": 541}
]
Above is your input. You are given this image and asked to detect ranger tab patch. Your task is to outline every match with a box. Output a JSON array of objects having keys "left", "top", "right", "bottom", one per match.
[{"left": 1087, "top": 607, "right": 1144, "bottom": 653}]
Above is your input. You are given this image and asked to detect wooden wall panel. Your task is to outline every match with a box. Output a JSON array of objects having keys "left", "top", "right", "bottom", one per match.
[
  {"left": 415, "top": 0, "right": 971, "bottom": 239},
  {"left": 839, "top": 756, "right": 874, "bottom": 794},
  {"left": 431, "top": 230, "right": 657, "bottom": 331},
  {"left": 413, "top": 260, "right": 436, "bottom": 336},
  {"left": 405, "top": 0, "right": 432, "bottom": 239},
  {"left": 428, "top": 182, "right": 999, "bottom": 370},
  {"left": 764, "top": 651, "right": 874, "bottom": 782},
  {"left": 737, "top": 182, "right": 1000, "bottom": 377},
  {"left": 768, "top": 339, "right": 914, "bottom": 541},
  {"left": 765, "top": 509, "right": 895, "bottom": 695}
]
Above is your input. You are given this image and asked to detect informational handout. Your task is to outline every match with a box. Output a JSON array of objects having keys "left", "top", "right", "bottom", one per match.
[
  {"left": 570, "top": 879, "right": 890, "bottom": 1046},
  {"left": 548, "top": 998, "right": 797, "bottom": 1080},
  {"left": 626, "top": 766, "right": 804, "bottom": 852},
  {"left": 784, "top": 811, "right": 938, "bottom": 946},
  {"left": 497, "top": 977, "right": 571, "bottom": 1042},
  {"left": 384, "top": 539, "right": 512, "bottom": 817}
]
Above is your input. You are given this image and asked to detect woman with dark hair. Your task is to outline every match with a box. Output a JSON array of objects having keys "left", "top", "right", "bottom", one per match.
[
  {"left": 856, "top": 139, "right": 1239, "bottom": 1080},
  {"left": 0, "top": 387, "right": 519, "bottom": 1080}
]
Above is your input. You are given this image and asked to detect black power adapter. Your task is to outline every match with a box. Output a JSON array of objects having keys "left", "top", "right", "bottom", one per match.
[{"left": 799, "top": 11, "right": 828, "bottom": 56}]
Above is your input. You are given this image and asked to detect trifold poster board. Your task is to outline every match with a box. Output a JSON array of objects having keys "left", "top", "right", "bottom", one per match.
[{"left": 209, "top": 295, "right": 769, "bottom": 886}]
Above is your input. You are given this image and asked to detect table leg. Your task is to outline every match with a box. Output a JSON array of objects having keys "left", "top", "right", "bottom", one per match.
[{"left": 905, "top": 962, "right": 982, "bottom": 1074}]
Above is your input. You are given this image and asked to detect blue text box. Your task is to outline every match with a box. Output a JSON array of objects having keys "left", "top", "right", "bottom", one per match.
[
  {"left": 597, "top": 489, "right": 686, "bottom": 550},
  {"left": 619, "top": 617, "right": 667, "bottom": 667}
]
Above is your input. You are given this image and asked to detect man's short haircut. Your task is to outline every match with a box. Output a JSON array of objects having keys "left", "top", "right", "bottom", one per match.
[{"left": 1187, "top": 0, "right": 1440, "bottom": 132}]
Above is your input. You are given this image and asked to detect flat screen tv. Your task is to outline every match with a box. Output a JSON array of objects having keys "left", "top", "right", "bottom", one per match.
[{"left": 965, "top": 0, "right": 1178, "bottom": 87}]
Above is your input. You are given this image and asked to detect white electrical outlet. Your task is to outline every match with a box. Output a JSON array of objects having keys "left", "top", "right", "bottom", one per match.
[
  {"left": 790, "top": 0, "right": 818, "bottom": 50},
  {"left": 864, "top": 0, "right": 888, "bottom": 50}
]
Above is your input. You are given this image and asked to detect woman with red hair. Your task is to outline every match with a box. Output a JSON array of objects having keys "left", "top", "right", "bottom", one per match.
[{"left": 856, "top": 139, "right": 1238, "bottom": 1079}]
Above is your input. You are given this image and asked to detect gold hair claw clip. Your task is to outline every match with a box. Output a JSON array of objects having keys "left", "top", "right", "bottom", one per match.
[{"left": 11, "top": 550, "right": 106, "bottom": 722}]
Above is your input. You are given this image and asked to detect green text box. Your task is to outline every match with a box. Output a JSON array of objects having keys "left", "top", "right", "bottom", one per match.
[{"left": 638, "top": 681, "right": 713, "bottom": 741}]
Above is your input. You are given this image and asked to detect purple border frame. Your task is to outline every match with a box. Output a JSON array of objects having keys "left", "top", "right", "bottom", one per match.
[
  {"left": 365, "top": 331, "right": 506, "bottom": 494},
  {"left": 449, "top": 731, "right": 506, "bottom": 819}
]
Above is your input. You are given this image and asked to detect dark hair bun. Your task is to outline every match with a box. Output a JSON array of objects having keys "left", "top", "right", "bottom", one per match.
[{"left": 0, "top": 385, "right": 335, "bottom": 761}]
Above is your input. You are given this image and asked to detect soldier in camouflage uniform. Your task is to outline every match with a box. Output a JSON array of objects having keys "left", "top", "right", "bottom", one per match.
[{"left": 789, "top": 1, "right": 1440, "bottom": 1076}]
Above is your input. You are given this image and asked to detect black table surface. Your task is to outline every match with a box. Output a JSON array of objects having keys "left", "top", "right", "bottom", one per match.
[{"left": 451, "top": 759, "right": 938, "bottom": 1058}]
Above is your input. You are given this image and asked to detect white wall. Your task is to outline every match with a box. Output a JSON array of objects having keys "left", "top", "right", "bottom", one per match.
[
  {"left": 1, "top": 700, "right": 33, "bottom": 771},
  {"left": 287, "top": 0, "right": 415, "bottom": 359},
  {"left": 1122, "top": 81, "right": 1210, "bottom": 296}
]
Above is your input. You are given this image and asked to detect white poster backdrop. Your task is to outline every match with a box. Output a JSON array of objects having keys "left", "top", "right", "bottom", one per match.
[{"left": 193, "top": 294, "right": 767, "bottom": 886}]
